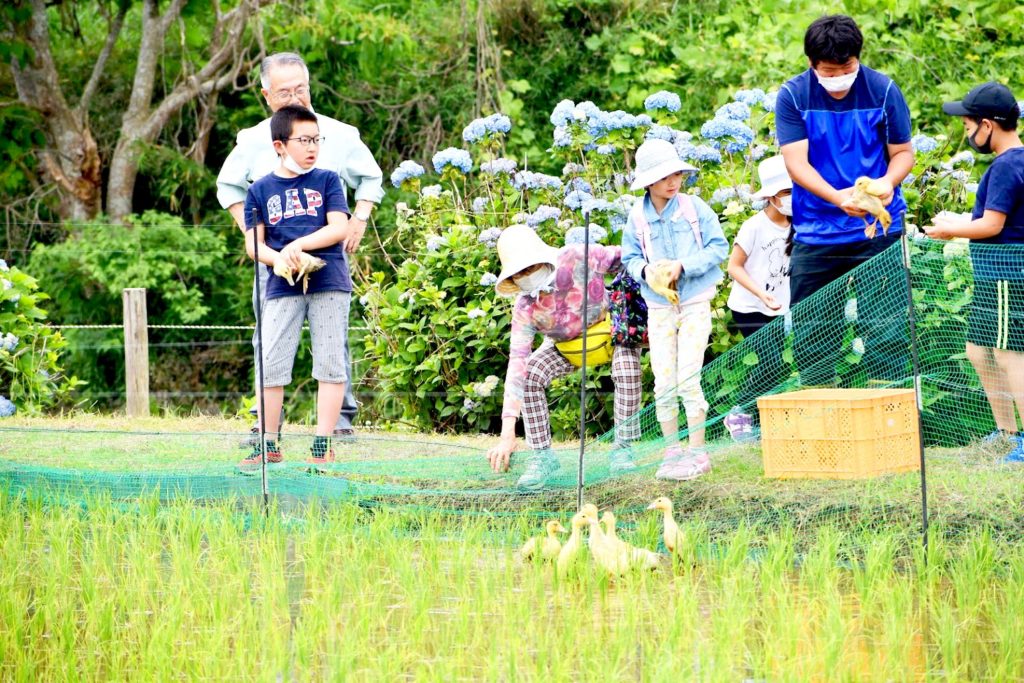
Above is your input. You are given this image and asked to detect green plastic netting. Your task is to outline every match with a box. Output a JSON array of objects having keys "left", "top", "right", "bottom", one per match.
[{"left": 0, "top": 237, "right": 1021, "bottom": 536}]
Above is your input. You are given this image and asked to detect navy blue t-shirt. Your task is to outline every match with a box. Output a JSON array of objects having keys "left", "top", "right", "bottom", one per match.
[
  {"left": 970, "top": 146, "right": 1024, "bottom": 281},
  {"left": 244, "top": 169, "right": 351, "bottom": 299},
  {"left": 776, "top": 65, "right": 912, "bottom": 245}
]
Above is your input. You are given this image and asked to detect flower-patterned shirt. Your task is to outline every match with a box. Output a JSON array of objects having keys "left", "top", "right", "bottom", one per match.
[{"left": 501, "top": 244, "right": 621, "bottom": 420}]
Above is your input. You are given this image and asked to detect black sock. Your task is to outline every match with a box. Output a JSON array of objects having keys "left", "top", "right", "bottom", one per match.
[{"left": 312, "top": 436, "right": 330, "bottom": 458}]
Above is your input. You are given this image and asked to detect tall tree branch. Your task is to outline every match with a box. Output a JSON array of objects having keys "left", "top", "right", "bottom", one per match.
[{"left": 78, "top": 2, "right": 128, "bottom": 115}]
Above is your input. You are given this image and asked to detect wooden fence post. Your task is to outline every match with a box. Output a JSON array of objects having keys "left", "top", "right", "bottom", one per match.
[{"left": 123, "top": 288, "right": 150, "bottom": 417}]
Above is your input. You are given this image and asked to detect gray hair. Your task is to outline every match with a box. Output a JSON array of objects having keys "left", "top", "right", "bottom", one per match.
[{"left": 260, "top": 52, "right": 309, "bottom": 90}]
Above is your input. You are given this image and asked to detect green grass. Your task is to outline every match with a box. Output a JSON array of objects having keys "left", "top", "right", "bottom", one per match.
[{"left": 1, "top": 490, "right": 1024, "bottom": 681}]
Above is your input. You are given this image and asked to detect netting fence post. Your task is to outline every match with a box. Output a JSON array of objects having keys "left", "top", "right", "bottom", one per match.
[
  {"left": 122, "top": 288, "right": 150, "bottom": 418},
  {"left": 251, "top": 208, "right": 270, "bottom": 514},
  {"left": 900, "top": 232, "right": 929, "bottom": 557},
  {"left": 576, "top": 214, "right": 591, "bottom": 511}
]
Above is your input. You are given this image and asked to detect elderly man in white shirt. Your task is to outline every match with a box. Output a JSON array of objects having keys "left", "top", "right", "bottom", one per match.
[{"left": 218, "top": 51, "right": 384, "bottom": 444}]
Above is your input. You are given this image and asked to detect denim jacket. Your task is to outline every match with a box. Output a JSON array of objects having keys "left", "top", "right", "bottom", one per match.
[{"left": 621, "top": 193, "right": 728, "bottom": 307}]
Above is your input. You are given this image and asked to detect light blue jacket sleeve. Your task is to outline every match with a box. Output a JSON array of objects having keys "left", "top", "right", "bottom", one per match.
[
  {"left": 334, "top": 129, "right": 385, "bottom": 204},
  {"left": 215, "top": 128, "right": 258, "bottom": 209},
  {"left": 679, "top": 197, "right": 728, "bottom": 276},
  {"left": 620, "top": 211, "right": 648, "bottom": 283}
]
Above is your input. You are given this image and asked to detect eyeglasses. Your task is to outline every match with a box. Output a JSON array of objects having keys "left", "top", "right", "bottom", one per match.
[
  {"left": 270, "top": 85, "right": 310, "bottom": 103},
  {"left": 286, "top": 135, "right": 325, "bottom": 147}
]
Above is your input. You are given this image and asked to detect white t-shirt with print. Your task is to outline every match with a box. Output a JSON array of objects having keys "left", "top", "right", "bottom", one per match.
[{"left": 727, "top": 210, "right": 791, "bottom": 316}]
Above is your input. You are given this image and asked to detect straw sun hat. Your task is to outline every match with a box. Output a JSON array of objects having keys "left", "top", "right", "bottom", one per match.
[
  {"left": 493, "top": 224, "right": 560, "bottom": 297},
  {"left": 630, "top": 138, "right": 698, "bottom": 191}
]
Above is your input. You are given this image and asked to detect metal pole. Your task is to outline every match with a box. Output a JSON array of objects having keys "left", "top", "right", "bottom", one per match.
[
  {"left": 251, "top": 208, "right": 270, "bottom": 514},
  {"left": 576, "top": 213, "right": 591, "bottom": 511},
  {"left": 900, "top": 228, "right": 928, "bottom": 557}
]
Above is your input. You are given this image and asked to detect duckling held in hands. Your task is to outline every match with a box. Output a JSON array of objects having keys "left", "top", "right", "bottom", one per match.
[
  {"left": 842, "top": 177, "right": 892, "bottom": 239},
  {"left": 556, "top": 512, "right": 589, "bottom": 576},
  {"left": 646, "top": 259, "right": 680, "bottom": 304},
  {"left": 273, "top": 252, "right": 327, "bottom": 293},
  {"left": 647, "top": 496, "right": 683, "bottom": 556},
  {"left": 520, "top": 519, "right": 566, "bottom": 562}
]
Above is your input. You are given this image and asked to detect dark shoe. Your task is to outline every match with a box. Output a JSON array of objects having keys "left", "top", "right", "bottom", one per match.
[
  {"left": 332, "top": 428, "right": 356, "bottom": 444},
  {"left": 306, "top": 448, "right": 336, "bottom": 474}
]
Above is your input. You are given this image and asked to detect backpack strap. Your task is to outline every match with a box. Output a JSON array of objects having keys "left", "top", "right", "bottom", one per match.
[
  {"left": 632, "top": 193, "right": 704, "bottom": 263},
  {"left": 630, "top": 200, "right": 653, "bottom": 262},
  {"left": 672, "top": 193, "right": 703, "bottom": 248}
]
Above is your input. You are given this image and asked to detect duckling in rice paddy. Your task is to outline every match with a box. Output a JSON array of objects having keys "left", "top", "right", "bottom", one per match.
[
  {"left": 647, "top": 496, "right": 683, "bottom": 556},
  {"left": 601, "top": 510, "right": 663, "bottom": 571},
  {"left": 520, "top": 519, "right": 566, "bottom": 562},
  {"left": 556, "top": 512, "right": 589, "bottom": 577}
]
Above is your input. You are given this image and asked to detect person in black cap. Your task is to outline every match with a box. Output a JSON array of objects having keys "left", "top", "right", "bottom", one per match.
[{"left": 926, "top": 81, "right": 1024, "bottom": 462}]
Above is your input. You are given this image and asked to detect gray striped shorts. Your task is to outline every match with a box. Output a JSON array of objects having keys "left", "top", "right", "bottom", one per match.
[{"left": 259, "top": 291, "right": 351, "bottom": 387}]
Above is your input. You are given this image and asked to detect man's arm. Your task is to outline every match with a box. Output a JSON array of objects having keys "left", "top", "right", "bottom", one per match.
[
  {"left": 877, "top": 141, "right": 915, "bottom": 204},
  {"left": 333, "top": 125, "right": 384, "bottom": 253}
]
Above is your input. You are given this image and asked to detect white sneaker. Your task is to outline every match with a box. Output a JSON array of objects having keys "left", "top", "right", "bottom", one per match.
[{"left": 665, "top": 450, "right": 711, "bottom": 481}]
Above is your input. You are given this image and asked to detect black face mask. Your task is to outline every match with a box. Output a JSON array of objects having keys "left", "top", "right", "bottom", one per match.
[{"left": 968, "top": 121, "right": 994, "bottom": 154}]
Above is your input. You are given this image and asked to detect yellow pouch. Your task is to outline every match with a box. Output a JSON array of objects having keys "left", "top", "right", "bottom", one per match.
[{"left": 555, "top": 316, "right": 613, "bottom": 368}]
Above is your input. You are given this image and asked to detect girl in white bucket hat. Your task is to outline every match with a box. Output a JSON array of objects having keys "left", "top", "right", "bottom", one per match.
[
  {"left": 621, "top": 138, "right": 729, "bottom": 482},
  {"left": 485, "top": 224, "right": 643, "bottom": 491}
]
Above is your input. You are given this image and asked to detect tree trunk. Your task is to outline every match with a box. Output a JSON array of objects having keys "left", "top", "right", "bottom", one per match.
[
  {"left": 106, "top": 0, "right": 262, "bottom": 220},
  {"left": 9, "top": 0, "right": 103, "bottom": 220}
]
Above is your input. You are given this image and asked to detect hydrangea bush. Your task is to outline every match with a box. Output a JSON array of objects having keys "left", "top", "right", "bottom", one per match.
[
  {"left": 362, "top": 88, "right": 980, "bottom": 435},
  {"left": 0, "top": 259, "right": 80, "bottom": 415}
]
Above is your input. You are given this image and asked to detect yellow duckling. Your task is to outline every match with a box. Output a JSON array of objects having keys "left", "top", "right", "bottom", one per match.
[
  {"left": 520, "top": 519, "right": 566, "bottom": 562},
  {"left": 583, "top": 505, "right": 630, "bottom": 575},
  {"left": 647, "top": 496, "right": 683, "bottom": 556},
  {"left": 601, "top": 511, "right": 663, "bottom": 570},
  {"left": 556, "top": 511, "right": 589, "bottom": 576},
  {"left": 646, "top": 259, "right": 680, "bottom": 304},
  {"left": 842, "top": 177, "right": 892, "bottom": 239},
  {"left": 273, "top": 252, "right": 327, "bottom": 293}
]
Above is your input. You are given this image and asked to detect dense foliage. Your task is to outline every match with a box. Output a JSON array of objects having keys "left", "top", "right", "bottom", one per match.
[{"left": 0, "top": 0, "right": 1020, "bottom": 422}]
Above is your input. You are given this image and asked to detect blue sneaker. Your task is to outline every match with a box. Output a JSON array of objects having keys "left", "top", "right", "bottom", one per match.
[
  {"left": 1003, "top": 435, "right": 1024, "bottom": 464},
  {"left": 516, "top": 450, "right": 560, "bottom": 491},
  {"left": 608, "top": 444, "right": 638, "bottom": 474}
]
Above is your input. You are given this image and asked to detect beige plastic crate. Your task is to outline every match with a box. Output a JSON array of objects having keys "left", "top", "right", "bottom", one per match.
[{"left": 756, "top": 388, "right": 921, "bottom": 479}]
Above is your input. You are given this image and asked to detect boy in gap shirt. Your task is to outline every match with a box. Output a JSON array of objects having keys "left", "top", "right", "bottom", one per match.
[{"left": 240, "top": 105, "right": 352, "bottom": 472}]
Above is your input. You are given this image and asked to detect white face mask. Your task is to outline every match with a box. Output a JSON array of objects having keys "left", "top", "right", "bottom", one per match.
[
  {"left": 282, "top": 151, "right": 315, "bottom": 175},
  {"left": 772, "top": 195, "right": 793, "bottom": 217},
  {"left": 514, "top": 268, "right": 555, "bottom": 297},
  {"left": 815, "top": 67, "right": 859, "bottom": 93}
]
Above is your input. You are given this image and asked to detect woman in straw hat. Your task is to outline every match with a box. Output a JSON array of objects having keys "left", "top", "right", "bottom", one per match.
[{"left": 485, "top": 225, "right": 642, "bottom": 491}]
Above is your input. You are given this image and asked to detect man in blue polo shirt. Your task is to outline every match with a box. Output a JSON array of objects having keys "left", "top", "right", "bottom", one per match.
[{"left": 776, "top": 14, "right": 916, "bottom": 384}]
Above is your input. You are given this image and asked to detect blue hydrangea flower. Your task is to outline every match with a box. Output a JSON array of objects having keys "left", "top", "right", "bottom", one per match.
[
  {"left": 565, "top": 224, "right": 609, "bottom": 245},
  {"left": 733, "top": 89, "right": 766, "bottom": 107},
  {"left": 550, "top": 99, "right": 575, "bottom": 127},
  {"left": 390, "top": 160, "right": 426, "bottom": 188},
  {"left": 596, "top": 144, "right": 616, "bottom": 155},
  {"left": 903, "top": 172, "right": 916, "bottom": 185},
  {"left": 0, "top": 259, "right": 8, "bottom": 271},
  {"left": 462, "top": 397, "right": 478, "bottom": 411},
  {"left": 582, "top": 197, "right": 616, "bottom": 215},
  {"left": 432, "top": 147, "right": 473, "bottom": 174},
  {"left": 564, "top": 178, "right": 592, "bottom": 195},
  {"left": 700, "top": 117, "right": 755, "bottom": 153},
  {"left": 564, "top": 189, "right": 594, "bottom": 211},
  {"left": 747, "top": 144, "right": 769, "bottom": 161},
  {"left": 572, "top": 101, "right": 601, "bottom": 122},
  {"left": 480, "top": 158, "right": 517, "bottom": 175},
  {"left": 644, "top": 90, "right": 682, "bottom": 112},
  {"left": 527, "top": 205, "right": 562, "bottom": 227},
  {"left": 751, "top": 199, "right": 767, "bottom": 211},
  {"left": 949, "top": 150, "right": 975, "bottom": 167},
  {"left": 467, "top": 308, "right": 486, "bottom": 319},
  {"left": 478, "top": 227, "right": 502, "bottom": 247},
  {"left": 645, "top": 125, "right": 675, "bottom": 142},
  {"left": 715, "top": 101, "right": 751, "bottom": 121},
  {"left": 911, "top": 134, "right": 939, "bottom": 153},
  {"left": 552, "top": 125, "right": 573, "bottom": 148},
  {"left": 0, "top": 395, "right": 14, "bottom": 418},
  {"left": 694, "top": 145, "right": 722, "bottom": 164},
  {"left": 421, "top": 184, "right": 443, "bottom": 198},
  {"left": 479, "top": 272, "right": 498, "bottom": 286},
  {"left": 425, "top": 235, "right": 446, "bottom": 252},
  {"left": 949, "top": 169, "right": 970, "bottom": 183},
  {"left": 512, "top": 171, "right": 562, "bottom": 192},
  {"left": 463, "top": 113, "right": 513, "bottom": 143},
  {"left": 472, "top": 197, "right": 489, "bottom": 214},
  {"left": 710, "top": 187, "right": 737, "bottom": 205},
  {"left": 562, "top": 162, "right": 585, "bottom": 175},
  {"left": 761, "top": 91, "right": 779, "bottom": 113},
  {"left": 674, "top": 139, "right": 698, "bottom": 161},
  {"left": 462, "top": 119, "right": 487, "bottom": 144},
  {"left": 1, "top": 333, "right": 17, "bottom": 352}
]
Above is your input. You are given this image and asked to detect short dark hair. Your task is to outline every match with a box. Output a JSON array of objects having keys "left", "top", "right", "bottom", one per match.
[
  {"left": 967, "top": 114, "right": 1019, "bottom": 132},
  {"left": 270, "top": 105, "right": 318, "bottom": 143},
  {"left": 804, "top": 15, "right": 863, "bottom": 66}
]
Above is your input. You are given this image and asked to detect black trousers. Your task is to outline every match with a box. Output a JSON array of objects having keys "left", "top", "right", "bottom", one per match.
[
  {"left": 729, "top": 309, "right": 793, "bottom": 405},
  {"left": 789, "top": 233, "right": 909, "bottom": 385}
]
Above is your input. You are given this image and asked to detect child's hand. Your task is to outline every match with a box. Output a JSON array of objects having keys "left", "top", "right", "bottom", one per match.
[
  {"left": 760, "top": 293, "right": 782, "bottom": 311},
  {"left": 272, "top": 254, "right": 297, "bottom": 286},
  {"left": 279, "top": 241, "right": 305, "bottom": 270}
]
